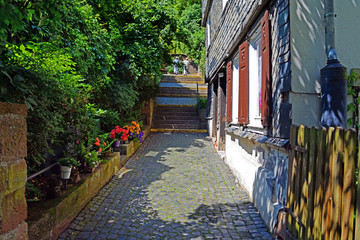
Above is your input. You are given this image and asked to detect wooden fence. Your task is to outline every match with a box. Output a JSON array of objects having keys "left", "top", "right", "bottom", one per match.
[{"left": 286, "top": 125, "right": 360, "bottom": 239}]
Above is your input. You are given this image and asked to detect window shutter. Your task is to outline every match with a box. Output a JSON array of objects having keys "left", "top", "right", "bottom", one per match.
[
  {"left": 238, "top": 40, "right": 249, "bottom": 124},
  {"left": 261, "top": 10, "right": 271, "bottom": 127},
  {"left": 226, "top": 61, "right": 233, "bottom": 123}
]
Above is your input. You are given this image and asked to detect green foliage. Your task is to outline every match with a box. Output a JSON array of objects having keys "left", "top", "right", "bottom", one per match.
[
  {"left": 25, "top": 181, "right": 45, "bottom": 202},
  {"left": 170, "top": 1, "right": 204, "bottom": 69},
  {"left": 0, "top": 0, "right": 204, "bottom": 174},
  {"left": 198, "top": 98, "right": 207, "bottom": 109},
  {"left": 347, "top": 71, "right": 360, "bottom": 127},
  {"left": 57, "top": 157, "right": 80, "bottom": 167}
]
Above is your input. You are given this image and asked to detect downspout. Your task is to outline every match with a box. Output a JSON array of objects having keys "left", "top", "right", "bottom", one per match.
[
  {"left": 325, "top": 0, "right": 337, "bottom": 61},
  {"left": 320, "top": 0, "right": 347, "bottom": 128}
]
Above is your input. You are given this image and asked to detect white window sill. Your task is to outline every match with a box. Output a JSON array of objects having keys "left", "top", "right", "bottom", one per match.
[{"left": 246, "top": 125, "right": 264, "bottom": 134}]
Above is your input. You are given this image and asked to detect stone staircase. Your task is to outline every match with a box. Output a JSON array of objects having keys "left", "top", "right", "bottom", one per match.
[{"left": 152, "top": 74, "right": 207, "bottom": 132}]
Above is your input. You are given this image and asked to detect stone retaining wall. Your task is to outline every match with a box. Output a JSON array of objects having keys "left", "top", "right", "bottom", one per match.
[
  {"left": 28, "top": 125, "right": 151, "bottom": 240},
  {"left": 0, "top": 102, "right": 28, "bottom": 240}
]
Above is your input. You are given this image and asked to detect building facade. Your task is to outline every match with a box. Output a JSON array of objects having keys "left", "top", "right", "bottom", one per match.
[{"left": 202, "top": 0, "right": 360, "bottom": 231}]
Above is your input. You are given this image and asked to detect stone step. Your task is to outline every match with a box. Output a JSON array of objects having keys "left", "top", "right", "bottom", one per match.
[
  {"left": 159, "top": 82, "right": 207, "bottom": 89},
  {"left": 151, "top": 128, "right": 207, "bottom": 133},
  {"left": 159, "top": 88, "right": 207, "bottom": 93},
  {"left": 161, "top": 75, "right": 203, "bottom": 83},
  {"left": 154, "top": 113, "right": 198, "bottom": 118},
  {"left": 155, "top": 119, "right": 200, "bottom": 126},
  {"left": 152, "top": 123, "right": 200, "bottom": 129},
  {"left": 155, "top": 97, "right": 198, "bottom": 106},
  {"left": 158, "top": 94, "right": 207, "bottom": 98},
  {"left": 153, "top": 115, "right": 199, "bottom": 120},
  {"left": 155, "top": 106, "right": 197, "bottom": 112},
  {"left": 159, "top": 90, "right": 207, "bottom": 98}
]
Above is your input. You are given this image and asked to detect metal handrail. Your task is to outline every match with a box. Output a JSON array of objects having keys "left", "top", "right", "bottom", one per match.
[{"left": 27, "top": 163, "right": 59, "bottom": 181}]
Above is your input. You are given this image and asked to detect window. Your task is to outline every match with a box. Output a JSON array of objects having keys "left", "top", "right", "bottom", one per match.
[
  {"left": 233, "top": 10, "right": 271, "bottom": 128},
  {"left": 222, "top": 0, "right": 228, "bottom": 10},
  {"left": 248, "top": 28, "right": 262, "bottom": 127},
  {"left": 232, "top": 56, "right": 239, "bottom": 123},
  {"left": 206, "top": 17, "right": 211, "bottom": 47}
]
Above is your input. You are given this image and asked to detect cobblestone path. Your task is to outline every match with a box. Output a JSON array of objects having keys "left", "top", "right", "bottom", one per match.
[{"left": 59, "top": 133, "right": 273, "bottom": 240}]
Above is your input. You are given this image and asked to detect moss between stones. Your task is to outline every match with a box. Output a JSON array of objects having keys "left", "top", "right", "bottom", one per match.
[{"left": 27, "top": 125, "right": 150, "bottom": 240}]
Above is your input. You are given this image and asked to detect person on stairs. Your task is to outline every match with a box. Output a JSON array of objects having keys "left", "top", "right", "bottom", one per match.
[
  {"left": 173, "top": 56, "right": 179, "bottom": 75},
  {"left": 183, "top": 57, "right": 189, "bottom": 76}
]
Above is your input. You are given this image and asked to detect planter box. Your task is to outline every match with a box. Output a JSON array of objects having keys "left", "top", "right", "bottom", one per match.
[
  {"left": 27, "top": 153, "right": 126, "bottom": 240},
  {"left": 113, "top": 140, "right": 139, "bottom": 156},
  {"left": 27, "top": 125, "right": 151, "bottom": 240}
]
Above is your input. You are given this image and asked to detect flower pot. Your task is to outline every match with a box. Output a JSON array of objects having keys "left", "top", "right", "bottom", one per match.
[
  {"left": 112, "top": 140, "right": 121, "bottom": 148},
  {"left": 60, "top": 166, "right": 72, "bottom": 179}
]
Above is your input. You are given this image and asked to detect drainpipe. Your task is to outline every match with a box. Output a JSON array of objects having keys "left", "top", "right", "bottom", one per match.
[{"left": 320, "top": 0, "right": 347, "bottom": 128}]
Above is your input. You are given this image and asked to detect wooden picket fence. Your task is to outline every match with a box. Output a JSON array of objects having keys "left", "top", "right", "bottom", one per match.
[{"left": 286, "top": 125, "right": 360, "bottom": 239}]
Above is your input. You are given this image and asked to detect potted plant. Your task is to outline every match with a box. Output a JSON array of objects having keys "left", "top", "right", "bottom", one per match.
[
  {"left": 110, "top": 126, "right": 129, "bottom": 146},
  {"left": 124, "top": 121, "right": 144, "bottom": 143},
  {"left": 57, "top": 157, "right": 80, "bottom": 179}
]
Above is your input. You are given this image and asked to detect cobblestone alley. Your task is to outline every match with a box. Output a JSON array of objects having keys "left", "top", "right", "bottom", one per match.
[{"left": 59, "top": 133, "right": 273, "bottom": 239}]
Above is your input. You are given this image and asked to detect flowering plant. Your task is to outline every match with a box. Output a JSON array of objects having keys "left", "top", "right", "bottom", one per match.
[
  {"left": 84, "top": 150, "right": 101, "bottom": 167},
  {"left": 124, "top": 121, "right": 144, "bottom": 142},
  {"left": 110, "top": 126, "right": 129, "bottom": 141}
]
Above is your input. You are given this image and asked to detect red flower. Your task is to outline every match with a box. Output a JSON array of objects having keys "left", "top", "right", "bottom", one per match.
[
  {"left": 98, "top": 148, "right": 102, "bottom": 152},
  {"left": 76, "top": 140, "right": 79, "bottom": 144},
  {"left": 85, "top": 137, "right": 88, "bottom": 140},
  {"left": 95, "top": 142, "right": 100, "bottom": 146},
  {"left": 103, "top": 142, "right": 106, "bottom": 146}
]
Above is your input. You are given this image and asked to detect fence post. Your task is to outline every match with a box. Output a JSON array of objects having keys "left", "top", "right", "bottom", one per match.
[
  {"left": 313, "top": 127, "right": 326, "bottom": 238},
  {"left": 306, "top": 127, "right": 317, "bottom": 239},
  {"left": 342, "top": 129, "right": 356, "bottom": 240},
  {"left": 322, "top": 127, "right": 334, "bottom": 240},
  {"left": 287, "top": 125, "right": 297, "bottom": 234}
]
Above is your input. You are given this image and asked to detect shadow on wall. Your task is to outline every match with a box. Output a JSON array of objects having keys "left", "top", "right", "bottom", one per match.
[
  {"left": 252, "top": 159, "right": 288, "bottom": 231},
  {"left": 291, "top": 0, "right": 324, "bottom": 93},
  {"left": 226, "top": 133, "right": 289, "bottom": 230},
  {"left": 290, "top": 1, "right": 324, "bottom": 126}
]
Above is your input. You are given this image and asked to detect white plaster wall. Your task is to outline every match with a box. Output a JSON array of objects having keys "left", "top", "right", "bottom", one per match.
[
  {"left": 335, "top": 1, "right": 360, "bottom": 72},
  {"left": 290, "top": 0, "right": 325, "bottom": 95},
  {"left": 225, "top": 134, "right": 259, "bottom": 200},
  {"left": 289, "top": 0, "right": 325, "bottom": 126},
  {"left": 289, "top": 1, "right": 360, "bottom": 127},
  {"left": 290, "top": 93, "right": 321, "bottom": 126},
  {"left": 225, "top": 133, "right": 289, "bottom": 231}
]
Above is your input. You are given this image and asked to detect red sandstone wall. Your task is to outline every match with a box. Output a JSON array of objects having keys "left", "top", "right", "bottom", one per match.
[{"left": 0, "top": 102, "right": 28, "bottom": 240}]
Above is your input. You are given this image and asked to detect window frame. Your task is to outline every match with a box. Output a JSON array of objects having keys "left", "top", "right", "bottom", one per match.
[
  {"left": 248, "top": 25, "right": 263, "bottom": 128},
  {"left": 235, "top": 10, "right": 271, "bottom": 131}
]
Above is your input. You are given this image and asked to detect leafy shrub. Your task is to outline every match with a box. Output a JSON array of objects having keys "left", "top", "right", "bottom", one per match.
[
  {"left": 198, "top": 98, "right": 208, "bottom": 109},
  {"left": 57, "top": 157, "right": 80, "bottom": 167}
]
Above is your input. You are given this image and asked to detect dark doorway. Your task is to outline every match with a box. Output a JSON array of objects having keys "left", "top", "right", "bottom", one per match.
[
  {"left": 212, "top": 80, "right": 218, "bottom": 140},
  {"left": 218, "top": 75, "right": 226, "bottom": 151}
]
